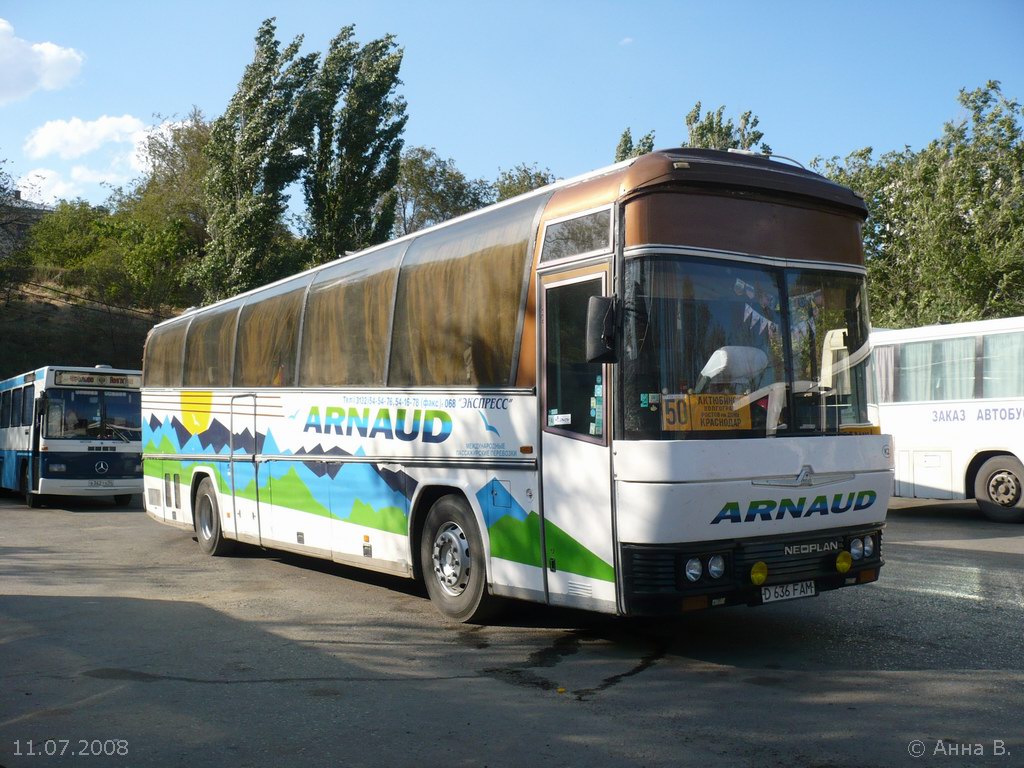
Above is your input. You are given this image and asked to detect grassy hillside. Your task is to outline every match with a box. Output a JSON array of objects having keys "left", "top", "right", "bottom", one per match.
[{"left": 0, "top": 289, "right": 161, "bottom": 379}]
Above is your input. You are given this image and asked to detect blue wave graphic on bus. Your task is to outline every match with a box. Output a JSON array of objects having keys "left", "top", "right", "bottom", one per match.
[{"left": 145, "top": 415, "right": 415, "bottom": 528}]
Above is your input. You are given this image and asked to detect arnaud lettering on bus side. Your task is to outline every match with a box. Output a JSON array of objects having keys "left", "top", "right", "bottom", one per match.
[
  {"left": 303, "top": 406, "right": 453, "bottom": 443},
  {"left": 710, "top": 491, "right": 878, "bottom": 524}
]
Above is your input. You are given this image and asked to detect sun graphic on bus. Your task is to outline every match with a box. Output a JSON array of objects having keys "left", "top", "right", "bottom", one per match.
[{"left": 180, "top": 391, "right": 213, "bottom": 434}]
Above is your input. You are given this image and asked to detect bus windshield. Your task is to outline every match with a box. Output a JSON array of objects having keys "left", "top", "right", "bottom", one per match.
[
  {"left": 43, "top": 388, "right": 142, "bottom": 441},
  {"left": 622, "top": 254, "right": 871, "bottom": 439}
]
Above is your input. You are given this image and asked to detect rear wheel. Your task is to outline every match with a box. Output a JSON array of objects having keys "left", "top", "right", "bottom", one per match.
[
  {"left": 194, "top": 477, "right": 235, "bottom": 555},
  {"left": 420, "top": 495, "right": 498, "bottom": 623},
  {"left": 974, "top": 455, "right": 1024, "bottom": 523}
]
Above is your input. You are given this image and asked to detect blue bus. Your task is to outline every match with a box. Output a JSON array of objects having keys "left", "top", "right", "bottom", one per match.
[{"left": 0, "top": 366, "right": 143, "bottom": 507}]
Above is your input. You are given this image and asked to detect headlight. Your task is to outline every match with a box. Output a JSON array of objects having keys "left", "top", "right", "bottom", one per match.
[
  {"left": 850, "top": 538, "right": 864, "bottom": 560},
  {"left": 50, "top": 463, "right": 67, "bottom": 472},
  {"left": 863, "top": 535, "right": 875, "bottom": 558},
  {"left": 685, "top": 557, "right": 703, "bottom": 582},
  {"left": 707, "top": 555, "right": 726, "bottom": 579}
]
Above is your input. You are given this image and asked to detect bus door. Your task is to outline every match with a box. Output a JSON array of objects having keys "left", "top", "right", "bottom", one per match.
[
  {"left": 229, "top": 394, "right": 262, "bottom": 544},
  {"left": 539, "top": 266, "right": 617, "bottom": 613}
]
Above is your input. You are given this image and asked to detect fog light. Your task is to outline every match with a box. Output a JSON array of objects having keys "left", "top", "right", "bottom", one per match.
[
  {"left": 850, "top": 538, "right": 864, "bottom": 560},
  {"left": 863, "top": 535, "right": 875, "bottom": 558},
  {"left": 685, "top": 557, "right": 703, "bottom": 582},
  {"left": 708, "top": 555, "right": 726, "bottom": 579},
  {"left": 750, "top": 561, "right": 768, "bottom": 586},
  {"left": 51, "top": 463, "right": 67, "bottom": 472},
  {"left": 836, "top": 551, "right": 853, "bottom": 573}
]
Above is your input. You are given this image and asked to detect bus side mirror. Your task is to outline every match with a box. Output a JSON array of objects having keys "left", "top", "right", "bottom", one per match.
[{"left": 586, "top": 296, "right": 618, "bottom": 364}]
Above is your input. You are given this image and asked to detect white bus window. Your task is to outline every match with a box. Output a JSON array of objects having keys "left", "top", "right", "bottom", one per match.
[
  {"left": 897, "top": 338, "right": 975, "bottom": 402},
  {"left": 982, "top": 332, "right": 1024, "bottom": 398}
]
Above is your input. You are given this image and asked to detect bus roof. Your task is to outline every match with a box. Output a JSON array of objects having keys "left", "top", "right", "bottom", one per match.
[
  {"left": 871, "top": 316, "right": 1024, "bottom": 344},
  {"left": 153, "top": 147, "right": 865, "bottom": 331}
]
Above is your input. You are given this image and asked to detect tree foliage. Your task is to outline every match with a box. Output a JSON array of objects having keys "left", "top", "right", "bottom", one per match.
[
  {"left": 393, "top": 146, "right": 495, "bottom": 236},
  {"left": 684, "top": 102, "right": 771, "bottom": 155},
  {"left": 302, "top": 27, "right": 407, "bottom": 264},
  {"left": 494, "top": 162, "right": 555, "bottom": 201},
  {"left": 614, "top": 127, "right": 656, "bottom": 162},
  {"left": 814, "top": 81, "right": 1024, "bottom": 327},
  {"left": 200, "top": 18, "right": 318, "bottom": 301}
]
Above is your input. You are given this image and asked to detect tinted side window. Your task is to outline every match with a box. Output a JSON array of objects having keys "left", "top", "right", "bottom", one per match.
[
  {"left": 1, "top": 390, "right": 11, "bottom": 428},
  {"left": 143, "top": 321, "right": 189, "bottom": 388},
  {"left": 184, "top": 305, "right": 240, "bottom": 387},
  {"left": 541, "top": 209, "right": 611, "bottom": 262},
  {"left": 21, "top": 386, "right": 34, "bottom": 426},
  {"left": 235, "top": 283, "right": 308, "bottom": 387}
]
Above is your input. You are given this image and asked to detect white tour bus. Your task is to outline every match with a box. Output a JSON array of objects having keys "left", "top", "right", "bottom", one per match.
[
  {"left": 141, "top": 148, "right": 893, "bottom": 622},
  {"left": 872, "top": 316, "right": 1024, "bottom": 522},
  {"left": 0, "top": 365, "right": 143, "bottom": 506}
]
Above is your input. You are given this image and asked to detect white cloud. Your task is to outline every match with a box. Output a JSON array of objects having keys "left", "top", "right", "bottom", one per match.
[
  {"left": 0, "top": 18, "right": 84, "bottom": 106},
  {"left": 17, "top": 168, "right": 82, "bottom": 203},
  {"left": 24, "top": 114, "right": 147, "bottom": 160},
  {"left": 619, "top": 37, "right": 634, "bottom": 46}
]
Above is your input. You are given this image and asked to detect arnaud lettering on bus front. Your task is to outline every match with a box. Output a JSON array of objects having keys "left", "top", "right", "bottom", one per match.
[
  {"left": 710, "top": 491, "right": 878, "bottom": 524},
  {"left": 661, "top": 394, "right": 752, "bottom": 431}
]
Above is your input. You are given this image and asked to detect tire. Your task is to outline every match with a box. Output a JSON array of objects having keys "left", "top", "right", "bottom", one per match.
[
  {"left": 113, "top": 494, "right": 133, "bottom": 507},
  {"left": 194, "top": 477, "right": 235, "bottom": 555},
  {"left": 974, "top": 455, "right": 1024, "bottom": 523},
  {"left": 420, "top": 495, "right": 498, "bottom": 623},
  {"left": 22, "top": 463, "right": 41, "bottom": 509}
]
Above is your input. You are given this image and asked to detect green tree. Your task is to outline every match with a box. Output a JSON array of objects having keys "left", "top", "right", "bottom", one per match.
[
  {"left": 302, "top": 27, "right": 407, "bottom": 264},
  {"left": 684, "top": 101, "right": 771, "bottom": 154},
  {"left": 614, "top": 127, "right": 655, "bottom": 161},
  {"left": 201, "top": 18, "right": 318, "bottom": 301},
  {"left": 494, "top": 162, "right": 555, "bottom": 201},
  {"left": 815, "top": 81, "right": 1024, "bottom": 326},
  {"left": 393, "top": 146, "right": 495, "bottom": 235}
]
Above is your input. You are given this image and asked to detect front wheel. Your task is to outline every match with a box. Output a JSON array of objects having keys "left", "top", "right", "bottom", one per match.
[
  {"left": 194, "top": 477, "right": 235, "bottom": 555},
  {"left": 974, "top": 455, "right": 1024, "bottom": 523},
  {"left": 420, "top": 495, "right": 499, "bottom": 623}
]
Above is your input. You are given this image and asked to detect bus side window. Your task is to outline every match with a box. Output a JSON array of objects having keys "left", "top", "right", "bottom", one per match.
[
  {"left": 0, "top": 390, "right": 10, "bottom": 428},
  {"left": 11, "top": 388, "right": 22, "bottom": 429},
  {"left": 21, "top": 386, "right": 34, "bottom": 426}
]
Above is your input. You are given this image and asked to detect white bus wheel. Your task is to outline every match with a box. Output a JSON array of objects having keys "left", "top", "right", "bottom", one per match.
[{"left": 974, "top": 455, "right": 1024, "bottom": 524}]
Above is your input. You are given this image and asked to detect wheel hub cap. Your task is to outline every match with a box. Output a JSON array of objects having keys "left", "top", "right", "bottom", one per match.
[
  {"left": 432, "top": 522, "right": 470, "bottom": 597},
  {"left": 988, "top": 470, "right": 1021, "bottom": 507}
]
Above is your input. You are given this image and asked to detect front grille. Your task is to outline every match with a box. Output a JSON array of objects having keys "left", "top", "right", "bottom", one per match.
[{"left": 622, "top": 526, "right": 883, "bottom": 595}]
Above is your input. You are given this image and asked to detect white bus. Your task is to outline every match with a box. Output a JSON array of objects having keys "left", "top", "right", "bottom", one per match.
[
  {"left": 872, "top": 316, "right": 1024, "bottom": 522},
  {"left": 0, "top": 366, "right": 143, "bottom": 507},
  {"left": 142, "top": 148, "right": 892, "bottom": 622}
]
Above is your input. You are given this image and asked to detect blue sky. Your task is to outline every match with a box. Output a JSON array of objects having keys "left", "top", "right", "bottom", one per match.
[{"left": 1, "top": 0, "right": 1022, "bottom": 205}]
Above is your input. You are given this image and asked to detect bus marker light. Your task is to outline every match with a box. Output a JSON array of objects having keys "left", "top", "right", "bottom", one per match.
[
  {"left": 836, "top": 551, "right": 853, "bottom": 573},
  {"left": 750, "top": 561, "right": 768, "bottom": 586},
  {"left": 520, "top": 445, "right": 534, "bottom": 455},
  {"left": 682, "top": 596, "right": 709, "bottom": 611},
  {"left": 858, "top": 569, "right": 878, "bottom": 584}
]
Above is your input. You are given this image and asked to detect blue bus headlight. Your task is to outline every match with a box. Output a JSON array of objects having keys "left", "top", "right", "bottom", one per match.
[
  {"left": 863, "top": 535, "right": 875, "bottom": 558},
  {"left": 50, "top": 463, "right": 67, "bottom": 473},
  {"left": 685, "top": 557, "right": 703, "bottom": 582},
  {"left": 850, "top": 538, "right": 864, "bottom": 560},
  {"left": 707, "top": 555, "right": 726, "bottom": 579}
]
